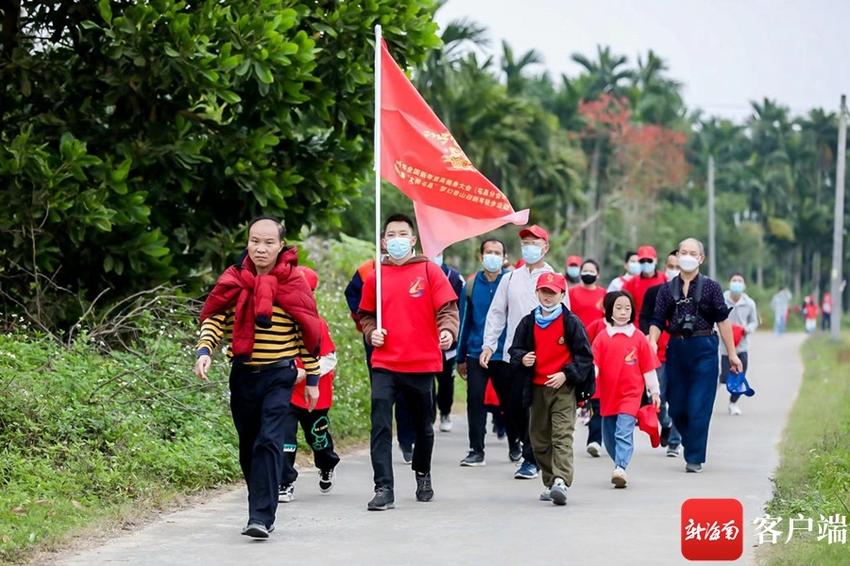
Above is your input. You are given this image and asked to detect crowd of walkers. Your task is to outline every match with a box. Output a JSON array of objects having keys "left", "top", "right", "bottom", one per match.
[{"left": 193, "top": 214, "right": 760, "bottom": 538}]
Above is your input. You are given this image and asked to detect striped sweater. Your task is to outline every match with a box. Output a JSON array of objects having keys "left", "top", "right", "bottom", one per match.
[{"left": 196, "top": 305, "right": 320, "bottom": 383}]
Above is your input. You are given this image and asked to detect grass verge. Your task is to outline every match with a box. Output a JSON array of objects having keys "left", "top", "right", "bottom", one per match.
[{"left": 759, "top": 334, "right": 850, "bottom": 565}]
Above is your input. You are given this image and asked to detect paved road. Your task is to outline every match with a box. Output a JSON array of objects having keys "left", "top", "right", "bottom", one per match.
[{"left": 57, "top": 332, "right": 804, "bottom": 566}]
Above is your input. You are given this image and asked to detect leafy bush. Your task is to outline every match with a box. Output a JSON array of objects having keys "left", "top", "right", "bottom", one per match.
[{"left": 0, "top": 0, "right": 440, "bottom": 327}]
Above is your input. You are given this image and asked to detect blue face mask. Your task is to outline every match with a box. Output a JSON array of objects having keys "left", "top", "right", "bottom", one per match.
[
  {"left": 640, "top": 261, "right": 656, "bottom": 275},
  {"left": 482, "top": 253, "right": 503, "bottom": 273},
  {"left": 386, "top": 237, "right": 412, "bottom": 260},
  {"left": 730, "top": 281, "right": 745, "bottom": 294},
  {"left": 521, "top": 244, "right": 544, "bottom": 265},
  {"left": 431, "top": 254, "right": 443, "bottom": 266},
  {"left": 566, "top": 266, "right": 580, "bottom": 279},
  {"left": 627, "top": 262, "right": 641, "bottom": 275}
]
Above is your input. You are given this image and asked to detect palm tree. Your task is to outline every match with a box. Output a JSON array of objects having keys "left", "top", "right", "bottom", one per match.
[{"left": 500, "top": 40, "right": 543, "bottom": 96}]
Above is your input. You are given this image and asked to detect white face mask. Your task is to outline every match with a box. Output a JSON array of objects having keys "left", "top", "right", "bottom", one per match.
[
  {"left": 666, "top": 268, "right": 680, "bottom": 281},
  {"left": 678, "top": 255, "right": 700, "bottom": 273},
  {"left": 431, "top": 254, "right": 443, "bottom": 266}
]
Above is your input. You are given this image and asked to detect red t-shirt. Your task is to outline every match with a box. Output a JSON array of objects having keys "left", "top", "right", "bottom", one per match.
[
  {"left": 592, "top": 327, "right": 658, "bottom": 417},
  {"left": 804, "top": 304, "right": 818, "bottom": 320},
  {"left": 623, "top": 272, "right": 667, "bottom": 317},
  {"left": 292, "top": 318, "right": 335, "bottom": 410},
  {"left": 359, "top": 260, "right": 458, "bottom": 373},
  {"left": 532, "top": 314, "right": 572, "bottom": 386},
  {"left": 568, "top": 286, "right": 606, "bottom": 329}
]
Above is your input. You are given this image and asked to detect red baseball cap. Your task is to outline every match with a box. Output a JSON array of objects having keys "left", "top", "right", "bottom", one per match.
[
  {"left": 297, "top": 266, "right": 319, "bottom": 291},
  {"left": 536, "top": 272, "right": 567, "bottom": 293},
  {"left": 637, "top": 404, "right": 661, "bottom": 448},
  {"left": 566, "top": 255, "right": 583, "bottom": 266},
  {"left": 637, "top": 245, "right": 657, "bottom": 261},
  {"left": 519, "top": 224, "right": 549, "bottom": 242}
]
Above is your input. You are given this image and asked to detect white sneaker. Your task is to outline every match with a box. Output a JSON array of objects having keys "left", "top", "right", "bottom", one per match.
[
  {"left": 439, "top": 415, "right": 453, "bottom": 432},
  {"left": 611, "top": 467, "right": 628, "bottom": 488},
  {"left": 586, "top": 442, "right": 601, "bottom": 458},
  {"left": 278, "top": 483, "right": 295, "bottom": 503},
  {"left": 729, "top": 402, "right": 742, "bottom": 416},
  {"left": 549, "top": 478, "right": 568, "bottom": 505}
]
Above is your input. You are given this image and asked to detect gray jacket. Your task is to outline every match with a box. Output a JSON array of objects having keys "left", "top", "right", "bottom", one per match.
[{"left": 721, "top": 291, "right": 759, "bottom": 354}]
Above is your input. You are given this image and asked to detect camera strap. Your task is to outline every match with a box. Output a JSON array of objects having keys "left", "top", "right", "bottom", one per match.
[{"left": 670, "top": 274, "right": 705, "bottom": 327}]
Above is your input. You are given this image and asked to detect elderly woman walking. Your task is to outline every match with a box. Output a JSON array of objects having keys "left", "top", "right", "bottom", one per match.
[{"left": 648, "top": 238, "right": 742, "bottom": 474}]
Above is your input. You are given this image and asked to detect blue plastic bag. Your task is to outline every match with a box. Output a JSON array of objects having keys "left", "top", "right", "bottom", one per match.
[{"left": 725, "top": 371, "right": 755, "bottom": 397}]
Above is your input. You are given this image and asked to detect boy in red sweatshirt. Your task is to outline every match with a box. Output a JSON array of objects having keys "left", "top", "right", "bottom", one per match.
[
  {"left": 509, "top": 273, "right": 594, "bottom": 506},
  {"left": 279, "top": 267, "right": 340, "bottom": 502}
]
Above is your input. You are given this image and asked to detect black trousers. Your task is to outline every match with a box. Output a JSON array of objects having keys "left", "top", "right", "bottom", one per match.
[
  {"left": 434, "top": 356, "right": 456, "bottom": 418},
  {"left": 281, "top": 406, "right": 341, "bottom": 486},
  {"left": 229, "top": 361, "right": 296, "bottom": 528},
  {"left": 511, "top": 368, "right": 536, "bottom": 466},
  {"left": 466, "top": 358, "right": 518, "bottom": 454},
  {"left": 586, "top": 398, "right": 602, "bottom": 446},
  {"left": 363, "top": 338, "right": 414, "bottom": 449},
  {"left": 370, "top": 369, "right": 435, "bottom": 489}
]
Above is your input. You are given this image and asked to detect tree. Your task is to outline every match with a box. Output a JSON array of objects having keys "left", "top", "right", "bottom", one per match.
[{"left": 0, "top": 0, "right": 440, "bottom": 328}]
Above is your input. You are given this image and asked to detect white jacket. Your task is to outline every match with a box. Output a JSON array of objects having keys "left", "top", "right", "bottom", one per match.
[
  {"left": 482, "top": 262, "right": 569, "bottom": 362},
  {"left": 721, "top": 291, "right": 759, "bottom": 354}
]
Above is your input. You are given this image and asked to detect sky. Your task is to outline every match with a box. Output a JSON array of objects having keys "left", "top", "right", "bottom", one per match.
[{"left": 434, "top": 0, "right": 850, "bottom": 122}]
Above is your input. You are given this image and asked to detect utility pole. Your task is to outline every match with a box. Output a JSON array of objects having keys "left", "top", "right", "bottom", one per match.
[
  {"left": 830, "top": 95, "right": 847, "bottom": 340},
  {"left": 708, "top": 154, "right": 717, "bottom": 280}
]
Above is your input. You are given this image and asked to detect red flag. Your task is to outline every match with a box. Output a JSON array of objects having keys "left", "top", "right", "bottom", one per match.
[{"left": 379, "top": 40, "right": 528, "bottom": 256}]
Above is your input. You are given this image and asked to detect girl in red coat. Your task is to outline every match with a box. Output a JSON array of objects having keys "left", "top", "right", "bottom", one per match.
[
  {"left": 280, "top": 267, "right": 341, "bottom": 502},
  {"left": 592, "top": 291, "right": 660, "bottom": 489}
]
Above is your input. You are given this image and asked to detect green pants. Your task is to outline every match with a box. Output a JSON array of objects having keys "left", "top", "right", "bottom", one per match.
[{"left": 529, "top": 384, "right": 577, "bottom": 487}]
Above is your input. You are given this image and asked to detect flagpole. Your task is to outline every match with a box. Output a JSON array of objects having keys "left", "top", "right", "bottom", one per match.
[{"left": 374, "top": 24, "right": 383, "bottom": 331}]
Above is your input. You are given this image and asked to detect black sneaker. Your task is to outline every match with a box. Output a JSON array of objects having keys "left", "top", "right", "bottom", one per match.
[
  {"left": 460, "top": 451, "right": 486, "bottom": 467},
  {"left": 660, "top": 425, "right": 671, "bottom": 447},
  {"left": 508, "top": 442, "right": 522, "bottom": 463},
  {"left": 319, "top": 469, "right": 334, "bottom": 493},
  {"left": 367, "top": 487, "right": 395, "bottom": 511},
  {"left": 241, "top": 522, "right": 269, "bottom": 539},
  {"left": 400, "top": 444, "right": 413, "bottom": 465},
  {"left": 415, "top": 472, "right": 434, "bottom": 502}
]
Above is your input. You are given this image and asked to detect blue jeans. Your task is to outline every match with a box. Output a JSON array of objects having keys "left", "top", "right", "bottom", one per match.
[
  {"left": 601, "top": 414, "right": 636, "bottom": 469},
  {"left": 773, "top": 310, "right": 787, "bottom": 335},
  {"left": 657, "top": 364, "right": 682, "bottom": 448},
  {"left": 666, "top": 334, "right": 720, "bottom": 465}
]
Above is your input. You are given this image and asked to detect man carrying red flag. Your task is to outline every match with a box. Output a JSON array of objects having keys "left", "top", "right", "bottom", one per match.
[{"left": 358, "top": 214, "right": 460, "bottom": 510}]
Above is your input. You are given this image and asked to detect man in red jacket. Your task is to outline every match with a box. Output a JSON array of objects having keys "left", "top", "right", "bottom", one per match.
[
  {"left": 359, "top": 214, "right": 460, "bottom": 511},
  {"left": 623, "top": 245, "right": 667, "bottom": 315}
]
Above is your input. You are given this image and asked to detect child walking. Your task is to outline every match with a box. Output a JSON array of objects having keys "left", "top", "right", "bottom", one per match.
[
  {"left": 591, "top": 291, "right": 660, "bottom": 489},
  {"left": 280, "top": 267, "right": 341, "bottom": 501},
  {"left": 509, "top": 273, "right": 594, "bottom": 506}
]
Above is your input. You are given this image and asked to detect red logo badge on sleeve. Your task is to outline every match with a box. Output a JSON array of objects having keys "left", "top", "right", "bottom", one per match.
[{"left": 681, "top": 498, "right": 743, "bottom": 561}]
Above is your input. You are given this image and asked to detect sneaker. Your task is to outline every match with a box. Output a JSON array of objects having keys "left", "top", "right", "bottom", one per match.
[
  {"left": 508, "top": 442, "right": 522, "bottom": 463},
  {"left": 685, "top": 462, "right": 703, "bottom": 473},
  {"left": 586, "top": 441, "right": 601, "bottom": 458},
  {"left": 729, "top": 402, "right": 742, "bottom": 416},
  {"left": 278, "top": 483, "right": 295, "bottom": 503},
  {"left": 319, "top": 469, "right": 334, "bottom": 493},
  {"left": 539, "top": 488, "right": 552, "bottom": 502},
  {"left": 415, "top": 472, "right": 434, "bottom": 502},
  {"left": 439, "top": 415, "right": 453, "bottom": 432},
  {"left": 666, "top": 445, "right": 680, "bottom": 458},
  {"left": 660, "top": 426, "right": 671, "bottom": 447},
  {"left": 400, "top": 444, "right": 413, "bottom": 465},
  {"left": 550, "top": 478, "right": 568, "bottom": 505},
  {"left": 460, "top": 451, "right": 486, "bottom": 467},
  {"left": 514, "top": 460, "right": 539, "bottom": 479},
  {"left": 241, "top": 522, "right": 269, "bottom": 539},
  {"left": 496, "top": 427, "right": 507, "bottom": 440},
  {"left": 367, "top": 487, "right": 395, "bottom": 511},
  {"left": 611, "top": 467, "right": 628, "bottom": 489}
]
